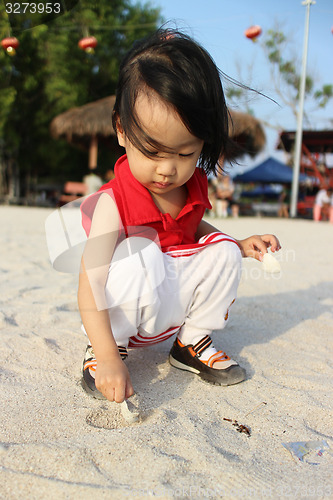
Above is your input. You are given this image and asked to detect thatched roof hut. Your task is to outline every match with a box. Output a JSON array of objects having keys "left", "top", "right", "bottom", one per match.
[
  {"left": 50, "top": 96, "right": 116, "bottom": 142},
  {"left": 50, "top": 96, "right": 119, "bottom": 169},
  {"left": 228, "top": 109, "right": 266, "bottom": 158},
  {"left": 50, "top": 96, "right": 265, "bottom": 168}
]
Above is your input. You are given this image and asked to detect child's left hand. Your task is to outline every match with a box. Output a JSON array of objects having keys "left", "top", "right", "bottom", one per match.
[{"left": 237, "top": 234, "right": 281, "bottom": 261}]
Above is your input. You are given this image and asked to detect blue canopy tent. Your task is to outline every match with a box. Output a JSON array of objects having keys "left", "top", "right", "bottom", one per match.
[
  {"left": 233, "top": 157, "right": 308, "bottom": 184},
  {"left": 239, "top": 184, "right": 282, "bottom": 199}
]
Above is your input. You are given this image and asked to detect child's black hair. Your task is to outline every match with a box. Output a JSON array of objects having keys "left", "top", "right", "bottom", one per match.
[{"left": 112, "top": 28, "right": 242, "bottom": 176}]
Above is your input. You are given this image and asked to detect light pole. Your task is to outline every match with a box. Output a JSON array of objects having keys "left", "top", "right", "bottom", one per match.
[{"left": 290, "top": 0, "right": 316, "bottom": 218}]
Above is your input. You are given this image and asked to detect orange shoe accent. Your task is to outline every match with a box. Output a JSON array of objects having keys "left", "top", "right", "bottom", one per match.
[
  {"left": 188, "top": 346, "right": 196, "bottom": 357},
  {"left": 84, "top": 360, "right": 97, "bottom": 372},
  {"left": 176, "top": 338, "right": 204, "bottom": 357},
  {"left": 176, "top": 338, "right": 185, "bottom": 348},
  {"left": 202, "top": 351, "right": 231, "bottom": 368}
]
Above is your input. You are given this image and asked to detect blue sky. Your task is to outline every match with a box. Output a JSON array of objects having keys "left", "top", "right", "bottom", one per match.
[{"left": 151, "top": 0, "right": 333, "bottom": 166}]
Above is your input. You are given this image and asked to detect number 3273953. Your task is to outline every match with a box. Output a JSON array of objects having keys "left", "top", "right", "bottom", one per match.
[{"left": 5, "top": 3, "right": 61, "bottom": 14}]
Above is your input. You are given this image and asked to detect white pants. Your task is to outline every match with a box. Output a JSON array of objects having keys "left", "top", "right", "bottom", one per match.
[{"left": 98, "top": 235, "right": 242, "bottom": 349}]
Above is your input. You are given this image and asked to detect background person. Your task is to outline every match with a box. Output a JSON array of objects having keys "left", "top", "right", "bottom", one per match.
[
  {"left": 83, "top": 168, "right": 103, "bottom": 195},
  {"left": 213, "top": 173, "right": 235, "bottom": 217},
  {"left": 313, "top": 187, "right": 332, "bottom": 222}
]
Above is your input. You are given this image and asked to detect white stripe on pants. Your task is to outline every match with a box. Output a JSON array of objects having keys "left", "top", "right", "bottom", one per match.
[{"left": 99, "top": 235, "right": 242, "bottom": 348}]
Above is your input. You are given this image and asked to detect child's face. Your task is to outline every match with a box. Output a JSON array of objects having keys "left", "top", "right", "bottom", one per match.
[{"left": 116, "top": 92, "right": 204, "bottom": 198}]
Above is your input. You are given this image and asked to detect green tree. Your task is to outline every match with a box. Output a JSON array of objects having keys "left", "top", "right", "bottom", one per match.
[
  {"left": 226, "top": 28, "right": 332, "bottom": 129},
  {"left": 0, "top": 1, "right": 162, "bottom": 199},
  {"left": 263, "top": 29, "right": 332, "bottom": 123}
]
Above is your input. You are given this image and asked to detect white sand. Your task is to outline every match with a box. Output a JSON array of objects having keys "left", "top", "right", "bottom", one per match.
[{"left": 1, "top": 205, "right": 333, "bottom": 499}]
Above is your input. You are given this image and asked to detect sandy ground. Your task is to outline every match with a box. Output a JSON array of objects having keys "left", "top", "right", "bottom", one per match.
[{"left": 1, "top": 205, "right": 333, "bottom": 500}]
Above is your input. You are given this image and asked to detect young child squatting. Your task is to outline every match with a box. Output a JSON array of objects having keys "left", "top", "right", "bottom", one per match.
[{"left": 78, "top": 29, "right": 281, "bottom": 403}]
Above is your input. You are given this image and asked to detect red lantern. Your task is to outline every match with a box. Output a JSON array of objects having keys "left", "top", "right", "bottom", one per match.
[
  {"left": 244, "top": 25, "right": 262, "bottom": 42},
  {"left": 1, "top": 37, "right": 19, "bottom": 55},
  {"left": 78, "top": 36, "right": 97, "bottom": 54}
]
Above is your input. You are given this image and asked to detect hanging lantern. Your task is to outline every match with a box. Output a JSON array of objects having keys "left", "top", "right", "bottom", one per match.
[
  {"left": 244, "top": 25, "right": 262, "bottom": 42},
  {"left": 1, "top": 37, "right": 19, "bottom": 56},
  {"left": 78, "top": 36, "right": 97, "bottom": 54}
]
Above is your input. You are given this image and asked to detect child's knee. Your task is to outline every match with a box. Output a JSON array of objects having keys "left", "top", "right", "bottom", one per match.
[
  {"left": 191, "top": 240, "right": 241, "bottom": 286},
  {"left": 113, "top": 236, "right": 159, "bottom": 260},
  {"left": 225, "top": 240, "right": 242, "bottom": 265},
  {"left": 213, "top": 240, "right": 242, "bottom": 271},
  {"left": 112, "top": 236, "right": 164, "bottom": 275},
  {"left": 106, "top": 237, "right": 165, "bottom": 308}
]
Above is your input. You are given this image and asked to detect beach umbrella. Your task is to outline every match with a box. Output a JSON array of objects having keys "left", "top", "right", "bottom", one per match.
[{"left": 50, "top": 97, "right": 266, "bottom": 167}]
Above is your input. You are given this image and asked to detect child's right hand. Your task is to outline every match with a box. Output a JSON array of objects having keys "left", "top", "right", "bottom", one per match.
[{"left": 94, "top": 357, "right": 134, "bottom": 403}]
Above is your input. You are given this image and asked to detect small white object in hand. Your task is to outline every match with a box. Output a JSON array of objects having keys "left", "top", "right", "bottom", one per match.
[
  {"left": 262, "top": 253, "right": 281, "bottom": 273},
  {"left": 120, "top": 399, "right": 140, "bottom": 423}
]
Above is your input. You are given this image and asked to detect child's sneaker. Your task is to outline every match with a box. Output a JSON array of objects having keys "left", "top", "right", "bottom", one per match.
[
  {"left": 169, "top": 335, "right": 246, "bottom": 386},
  {"left": 81, "top": 345, "right": 128, "bottom": 399}
]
